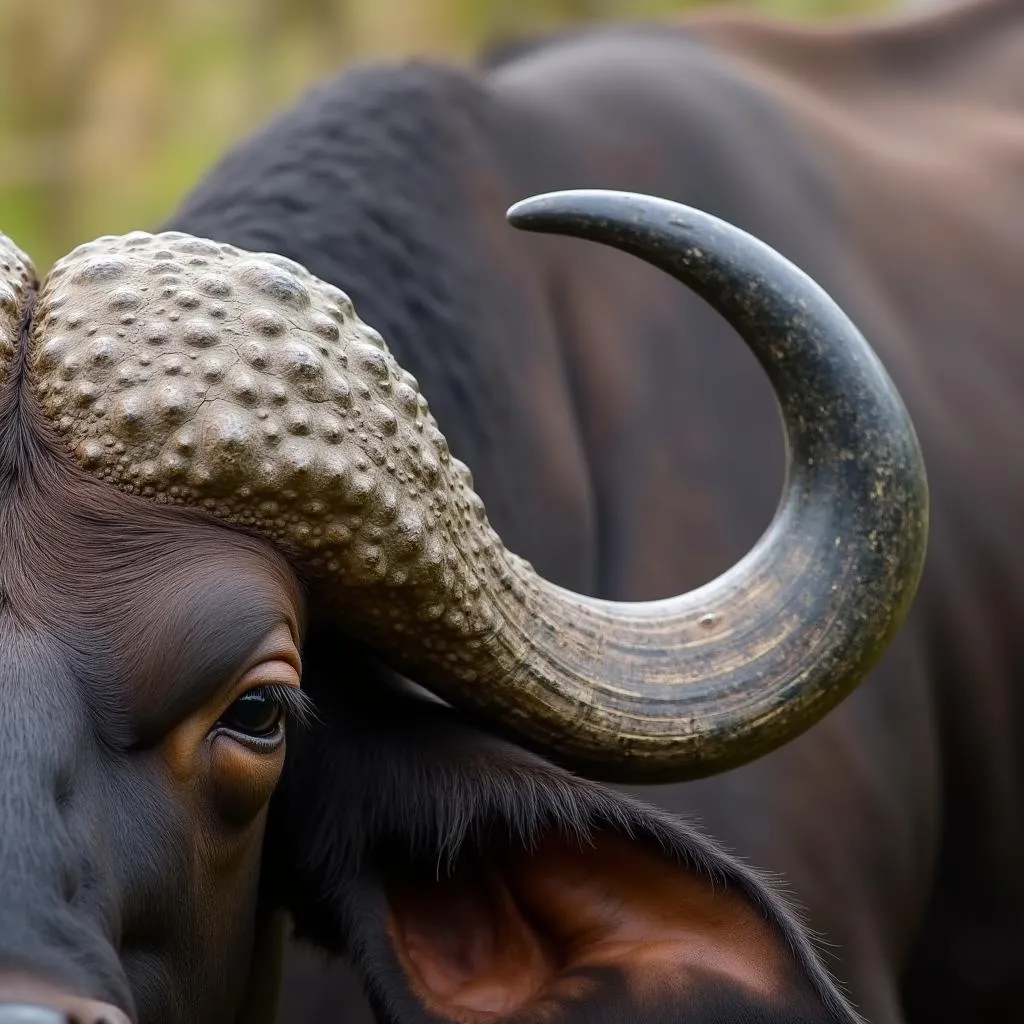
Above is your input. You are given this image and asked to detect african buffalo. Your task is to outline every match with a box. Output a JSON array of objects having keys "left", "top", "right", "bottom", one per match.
[{"left": 0, "top": 0, "right": 1018, "bottom": 1020}]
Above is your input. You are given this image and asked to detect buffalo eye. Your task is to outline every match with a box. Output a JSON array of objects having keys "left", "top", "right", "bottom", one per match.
[{"left": 217, "top": 688, "right": 285, "bottom": 740}]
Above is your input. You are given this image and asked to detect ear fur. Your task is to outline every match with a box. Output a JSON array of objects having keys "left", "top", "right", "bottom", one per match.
[{"left": 264, "top": 632, "right": 862, "bottom": 1024}]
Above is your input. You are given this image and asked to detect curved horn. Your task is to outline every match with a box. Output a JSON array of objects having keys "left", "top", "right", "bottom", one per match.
[{"left": 26, "top": 190, "right": 927, "bottom": 783}]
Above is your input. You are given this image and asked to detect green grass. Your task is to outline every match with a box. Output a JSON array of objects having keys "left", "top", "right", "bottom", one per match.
[{"left": 0, "top": 0, "right": 895, "bottom": 270}]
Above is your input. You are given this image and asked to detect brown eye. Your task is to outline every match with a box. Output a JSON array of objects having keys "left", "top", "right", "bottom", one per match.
[{"left": 217, "top": 688, "right": 284, "bottom": 740}]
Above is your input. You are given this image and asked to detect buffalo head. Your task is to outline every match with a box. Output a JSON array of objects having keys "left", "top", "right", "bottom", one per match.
[{"left": 0, "top": 191, "right": 927, "bottom": 1023}]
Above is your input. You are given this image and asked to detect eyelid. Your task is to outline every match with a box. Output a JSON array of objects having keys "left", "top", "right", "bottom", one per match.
[
  {"left": 241, "top": 683, "right": 317, "bottom": 729},
  {"left": 216, "top": 657, "right": 301, "bottom": 723},
  {"left": 227, "top": 621, "right": 303, "bottom": 696},
  {"left": 245, "top": 622, "right": 303, "bottom": 678},
  {"left": 191, "top": 624, "right": 305, "bottom": 741},
  {"left": 237, "top": 657, "right": 300, "bottom": 690}
]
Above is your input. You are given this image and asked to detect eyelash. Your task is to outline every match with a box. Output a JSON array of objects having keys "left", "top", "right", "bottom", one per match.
[
  {"left": 256, "top": 684, "right": 317, "bottom": 727},
  {"left": 216, "top": 684, "right": 317, "bottom": 750}
]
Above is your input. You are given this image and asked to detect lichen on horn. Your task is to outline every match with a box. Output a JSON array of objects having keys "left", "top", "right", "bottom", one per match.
[{"left": 21, "top": 190, "right": 928, "bottom": 783}]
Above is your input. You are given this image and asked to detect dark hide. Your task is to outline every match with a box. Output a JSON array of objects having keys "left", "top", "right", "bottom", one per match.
[
  {"left": 264, "top": 639, "right": 846, "bottom": 1024},
  {"left": 0, "top": 350, "right": 312, "bottom": 1023},
  {"left": 162, "top": 1, "right": 1024, "bottom": 1022}
]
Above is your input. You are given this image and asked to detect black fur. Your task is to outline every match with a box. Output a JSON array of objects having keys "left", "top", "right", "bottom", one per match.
[
  {"left": 163, "top": 9, "right": 1024, "bottom": 1023},
  {"left": 165, "top": 42, "right": 867, "bottom": 1024},
  {"left": 169, "top": 63, "right": 510, "bottom": 467},
  {"left": 262, "top": 633, "right": 858, "bottom": 1024}
]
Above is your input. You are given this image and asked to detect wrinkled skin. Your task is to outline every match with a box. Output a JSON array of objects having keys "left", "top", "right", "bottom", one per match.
[
  {"left": 1, "top": 1, "right": 1022, "bottom": 1023},
  {"left": 0, "top": 407, "right": 305, "bottom": 1022}
]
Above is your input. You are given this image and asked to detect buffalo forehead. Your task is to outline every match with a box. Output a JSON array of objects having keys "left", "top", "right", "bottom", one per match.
[
  {"left": 0, "top": 232, "right": 37, "bottom": 385},
  {"left": 26, "top": 232, "right": 509, "bottom": 666}
]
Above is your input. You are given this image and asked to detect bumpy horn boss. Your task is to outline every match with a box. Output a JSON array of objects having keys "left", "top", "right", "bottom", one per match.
[
  {"left": 8, "top": 190, "right": 927, "bottom": 783},
  {"left": 0, "top": 234, "right": 36, "bottom": 384}
]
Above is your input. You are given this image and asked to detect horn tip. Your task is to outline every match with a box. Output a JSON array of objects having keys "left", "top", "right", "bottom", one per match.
[{"left": 506, "top": 189, "right": 629, "bottom": 231}]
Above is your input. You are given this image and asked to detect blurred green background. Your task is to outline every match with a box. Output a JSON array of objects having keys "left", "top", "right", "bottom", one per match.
[{"left": 1, "top": 0, "right": 896, "bottom": 271}]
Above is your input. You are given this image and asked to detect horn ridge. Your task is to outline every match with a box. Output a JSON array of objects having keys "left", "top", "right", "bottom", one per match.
[{"left": 19, "top": 191, "right": 928, "bottom": 783}]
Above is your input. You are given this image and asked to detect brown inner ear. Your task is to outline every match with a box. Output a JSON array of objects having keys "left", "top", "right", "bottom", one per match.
[{"left": 386, "top": 831, "right": 791, "bottom": 1021}]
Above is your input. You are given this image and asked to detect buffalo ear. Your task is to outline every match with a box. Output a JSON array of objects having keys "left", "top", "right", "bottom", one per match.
[
  {"left": 265, "top": 640, "right": 859, "bottom": 1024},
  {"left": 377, "top": 827, "right": 843, "bottom": 1024}
]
